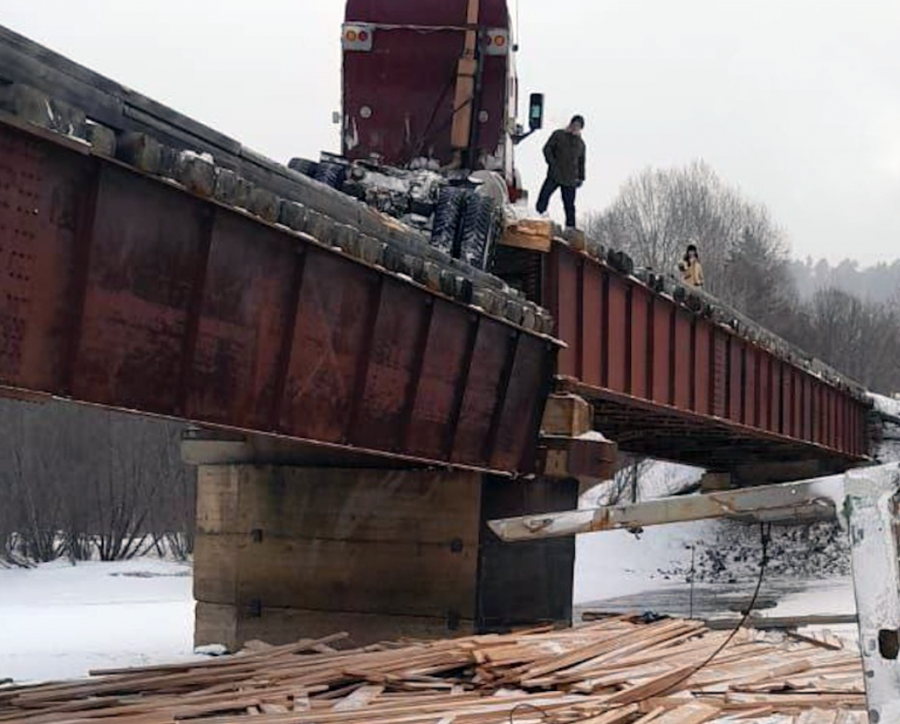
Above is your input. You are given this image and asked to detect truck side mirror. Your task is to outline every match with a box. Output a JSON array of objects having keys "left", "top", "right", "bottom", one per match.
[{"left": 528, "top": 93, "right": 544, "bottom": 131}]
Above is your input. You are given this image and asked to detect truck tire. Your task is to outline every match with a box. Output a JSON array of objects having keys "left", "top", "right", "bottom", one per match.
[
  {"left": 288, "top": 157, "right": 318, "bottom": 177},
  {"left": 342, "top": 179, "right": 367, "bottom": 200},
  {"left": 458, "top": 191, "right": 502, "bottom": 271},
  {"left": 431, "top": 186, "right": 467, "bottom": 257},
  {"left": 314, "top": 161, "right": 347, "bottom": 190}
]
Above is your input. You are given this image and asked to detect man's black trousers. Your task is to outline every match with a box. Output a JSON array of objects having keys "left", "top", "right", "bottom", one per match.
[{"left": 536, "top": 176, "right": 577, "bottom": 228}]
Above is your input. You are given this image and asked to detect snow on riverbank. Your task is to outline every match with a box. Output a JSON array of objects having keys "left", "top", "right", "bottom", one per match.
[
  {"left": 0, "top": 456, "right": 867, "bottom": 686},
  {"left": 1, "top": 543, "right": 859, "bottom": 686},
  {"left": 0, "top": 558, "right": 198, "bottom": 683}
]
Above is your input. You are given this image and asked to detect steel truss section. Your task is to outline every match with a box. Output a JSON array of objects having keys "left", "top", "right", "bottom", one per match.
[{"left": 489, "top": 463, "right": 900, "bottom": 723}]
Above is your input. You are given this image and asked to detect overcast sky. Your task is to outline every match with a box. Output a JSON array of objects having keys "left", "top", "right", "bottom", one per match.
[{"left": 3, "top": 1, "right": 898, "bottom": 265}]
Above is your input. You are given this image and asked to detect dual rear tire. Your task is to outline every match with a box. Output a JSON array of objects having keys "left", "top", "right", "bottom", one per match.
[
  {"left": 430, "top": 187, "right": 502, "bottom": 271},
  {"left": 290, "top": 157, "right": 503, "bottom": 272},
  {"left": 289, "top": 157, "right": 347, "bottom": 191}
]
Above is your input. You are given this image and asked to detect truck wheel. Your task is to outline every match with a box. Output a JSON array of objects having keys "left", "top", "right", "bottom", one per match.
[
  {"left": 342, "top": 179, "right": 367, "bottom": 200},
  {"left": 458, "top": 192, "right": 502, "bottom": 271},
  {"left": 431, "top": 186, "right": 467, "bottom": 257},
  {"left": 288, "top": 157, "right": 319, "bottom": 177},
  {"left": 314, "top": 161, "right": 347, "bottom": 190}
]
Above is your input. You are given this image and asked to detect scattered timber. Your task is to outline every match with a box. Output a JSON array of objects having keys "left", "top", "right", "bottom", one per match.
[
  {"left": 0, "top": 617, "right": 866, "bottom": 723},
  {"left": 581, "top": 612, "right": 860, "bottom": 632},
  {"left": 703, "top": 615, "right": 859, "bottom": 632}
]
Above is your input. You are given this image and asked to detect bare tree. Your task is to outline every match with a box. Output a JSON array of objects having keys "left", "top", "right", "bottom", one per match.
[
  {"left": 795, "top": 288, "right": 900, "bottom": 393},
  {"left": 722, "top": 226, "right": 798, "bottom": 336},
  {"left": 585, "top": 456, "right": 655, "bottom": 507},
  {"left": 0, "top": 403, "right": 68, "bottom": 563},
  {"left": 585, "top": 161, "right": 796, "bottom": 333},
  {"left": 148, "top": 425, "right": 197, "bottom": 561},
  {"left": 0, "top": 399, "right": 196, "bottom": 565}
]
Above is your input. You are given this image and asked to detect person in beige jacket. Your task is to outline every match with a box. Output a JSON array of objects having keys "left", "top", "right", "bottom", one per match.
[{"left": 678, "top": 244, "right": 705, "bottom": 287}]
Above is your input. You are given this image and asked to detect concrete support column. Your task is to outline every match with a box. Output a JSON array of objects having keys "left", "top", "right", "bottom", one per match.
[{"left": 193, "top": 464, "right": 577, "bottom": 650}]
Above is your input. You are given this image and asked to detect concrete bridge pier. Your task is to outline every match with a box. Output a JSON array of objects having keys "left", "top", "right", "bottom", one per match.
[{"left": 186, "top": 434, "right": 578, "bottom": 650}]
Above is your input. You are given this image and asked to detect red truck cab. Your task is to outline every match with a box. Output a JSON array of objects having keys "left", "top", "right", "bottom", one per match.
[{"left": 342, "top": 0, "right": 523, "bottom": 192}]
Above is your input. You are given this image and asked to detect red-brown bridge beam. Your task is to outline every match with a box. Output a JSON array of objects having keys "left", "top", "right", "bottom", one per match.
[
  {"left": 0, "top": 117, "right": 556, "bottom": 475},
  {"left": 541, "top": 243, "right": 870, "bottom": 467}
]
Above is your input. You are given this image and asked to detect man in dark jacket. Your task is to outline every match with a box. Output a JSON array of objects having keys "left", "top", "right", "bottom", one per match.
[{"left": 536, "top": 115, "right": 586, "bottom": 229}]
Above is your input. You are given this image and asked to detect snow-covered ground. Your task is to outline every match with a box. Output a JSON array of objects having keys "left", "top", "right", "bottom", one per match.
[
  {"left": 0, "top": 558, "right": 198, "bottom": 683},
  {"left": 871, "top": 392, "right": 900, "bottom": 462},
  {"left": 0, "top": 456, "right": 870, "bottom": 685},
  {"left": 1, "top": 521, "right": 858, "bottom": 686},
  {"left": 572, "top": 456, "right": 865, "bottom": 653},
  {"left": 575, "top": 519, "right": 855, "bottom": 611}
]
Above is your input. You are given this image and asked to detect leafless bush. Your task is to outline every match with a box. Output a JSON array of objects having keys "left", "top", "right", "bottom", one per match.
[{"left": 0, "top": 399, "right": 196, "bottom": 565}]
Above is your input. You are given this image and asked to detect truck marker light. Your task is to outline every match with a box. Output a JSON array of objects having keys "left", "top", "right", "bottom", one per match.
[
  {"left": 341, "top": 23, "right": 374, "bottom": 51},
  {"left": 484, "top": 29, "right": 510, "bottom": 56}
]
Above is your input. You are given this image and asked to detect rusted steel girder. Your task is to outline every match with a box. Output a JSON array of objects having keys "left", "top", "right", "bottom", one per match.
[
  {"left": 0, "top": 116, "right": 557, "bottom": 474},
  {"left": 540, "top": 242, "right": 872, "bottom": 466}
]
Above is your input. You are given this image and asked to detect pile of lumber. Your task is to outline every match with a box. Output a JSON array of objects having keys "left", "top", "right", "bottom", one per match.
[{"left": 0, "top": 617, "right": 866, "bottom": 723}]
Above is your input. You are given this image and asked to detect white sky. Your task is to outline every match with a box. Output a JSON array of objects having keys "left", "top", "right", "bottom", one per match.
[{"left": 3, "top": 0, "right": 898, "bottom": 265}]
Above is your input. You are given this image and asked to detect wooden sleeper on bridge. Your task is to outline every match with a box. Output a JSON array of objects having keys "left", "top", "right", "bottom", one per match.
[
  {"left": 116, "top": 130, "right": 164, "bottom": 174},
  {"left": 0, "top": 82, "right": 87, "bottom": 138}
]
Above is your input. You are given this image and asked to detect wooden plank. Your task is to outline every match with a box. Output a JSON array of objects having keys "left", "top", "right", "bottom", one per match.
[
  {"left": 332, "top": 686, "right": 384, "bottom": 711},
  {"left": 450, "top": 0, "right": 481, "bottom": 151},
  {"left": 0, "top": 614, "right": 866, "bottom": 723},
  {"left": 652, "top": 703, "right": 721, "bottom": 724},
  {"left": 574, "top": 704, "right": 641, "bottom": 723},
  {"left": 796, "top": 710, "right": 840, "bottom": 724},
  {"left": 500, "top": 224, "right": 553, "bottom": 253},
  {"left": 704, "top": 614, "right": 858, "bottom": 631}
]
